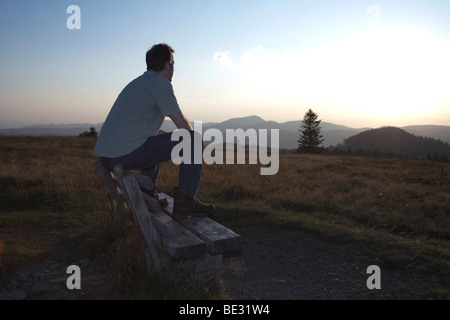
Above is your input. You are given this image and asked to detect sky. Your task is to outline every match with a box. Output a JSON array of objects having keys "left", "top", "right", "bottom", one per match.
[{"left": 1, "top": 0, "right": 450, "bottom": 129}]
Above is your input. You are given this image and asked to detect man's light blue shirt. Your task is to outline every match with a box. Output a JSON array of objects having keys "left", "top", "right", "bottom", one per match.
[{"left": 94, "top": 71, "right": 181, "bottom": 158}]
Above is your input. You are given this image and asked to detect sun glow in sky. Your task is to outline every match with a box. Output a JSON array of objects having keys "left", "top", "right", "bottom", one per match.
[
  {"left": 238, "top": 27, "right": 450, "bottom": 125},
  {"left": 1, "top": 0, "right": 450, "bottom": 128}
]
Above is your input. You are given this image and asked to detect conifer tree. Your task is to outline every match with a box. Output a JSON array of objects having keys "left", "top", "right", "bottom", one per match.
[{"left": 297, "top": 109, "right": 324, "bottom": 153}]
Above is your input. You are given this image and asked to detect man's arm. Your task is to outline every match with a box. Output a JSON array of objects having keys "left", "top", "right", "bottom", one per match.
[{"left": 169, "top": 112, "right": 193, "bottom": 131}]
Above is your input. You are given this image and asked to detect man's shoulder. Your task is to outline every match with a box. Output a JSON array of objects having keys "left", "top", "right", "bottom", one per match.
[
  {"left": 141, "top": 70, "right": 169, "bottom": 83},
  {"left": 122, "top": 71, "right": 161, "bottom": 90},
  {"left": 130, "top": 70, "right": 170, "bottom": 89}
]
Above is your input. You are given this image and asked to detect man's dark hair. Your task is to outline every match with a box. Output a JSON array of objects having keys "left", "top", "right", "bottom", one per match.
[{"left": 146, "top": 43, "right": 174, "bottom": 71}]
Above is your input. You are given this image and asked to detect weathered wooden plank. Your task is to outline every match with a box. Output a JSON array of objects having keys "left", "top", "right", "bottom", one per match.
[
  {"left": 111, "top": 165, "right": 134, "bottom": 206},
  {"left": 94, "top": 161, "right": 129, "bottom": 212},
  {"left": 122, "top": 174, "right": 206, "bottom": 260},
  {"left": 158, "top": 193, "right": 242, "bottom": 255},
  {"left": 178, "top": 217, "right": 242, "bottom": 255},
  {"left": 141, "top": 194, "right": 183, "bottom": 237},
  {"left": 134, "top": 173, "right": 155, "bottom": 193}
]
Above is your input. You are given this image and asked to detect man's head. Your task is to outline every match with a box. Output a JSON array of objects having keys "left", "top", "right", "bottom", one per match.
[{"left": 146, "top": 43, "right": 175, "bottom": 82}]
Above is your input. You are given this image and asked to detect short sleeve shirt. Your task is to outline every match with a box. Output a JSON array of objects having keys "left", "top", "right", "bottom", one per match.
[{"left": 94, "top": 71, "right": 181, "bottom": 158}]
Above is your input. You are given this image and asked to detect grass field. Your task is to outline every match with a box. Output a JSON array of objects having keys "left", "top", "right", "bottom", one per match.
[{"left": 1, "top": 135, "right": 449, "bottom": 299}]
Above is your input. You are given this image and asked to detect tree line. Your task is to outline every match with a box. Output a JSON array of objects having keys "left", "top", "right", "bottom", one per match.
[{"left": 79, "top": 126, "right": 98, "bottom": 137}]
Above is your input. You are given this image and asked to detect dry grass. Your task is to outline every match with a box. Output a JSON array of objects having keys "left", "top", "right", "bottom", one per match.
[
  {"left": 0, "top": 136, "right": 102, "bottom": 269},
  {"left": 0, "top": 135, "right": 225, "bottom": 299},
  {"left": 160, "top": 152, "right": 450, "bottom": 295},
  {"left": 1, "top": 135, "right": 449, "bottom": 298}
]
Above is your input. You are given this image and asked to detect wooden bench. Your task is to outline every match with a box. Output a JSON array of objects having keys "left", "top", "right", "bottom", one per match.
[{"left": 94, "top": 161, "right": 242, "bottom": 281}]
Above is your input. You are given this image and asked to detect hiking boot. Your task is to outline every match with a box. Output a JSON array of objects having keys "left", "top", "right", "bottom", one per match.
[
  {"left": 172, "top": 187, "right": 215, "bottom": 219},
  {"left": 140, "top": 187, "right": 170, "bottom": 209}
]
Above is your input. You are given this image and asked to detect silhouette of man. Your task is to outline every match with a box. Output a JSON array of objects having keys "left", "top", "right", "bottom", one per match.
[{"left": 94, "top": 43, "right": 214, "bottom": 219}]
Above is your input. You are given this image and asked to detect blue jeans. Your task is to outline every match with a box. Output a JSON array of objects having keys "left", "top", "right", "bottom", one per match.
[{"left": 101, "top": 131, "right": 202, "bottom": 197}]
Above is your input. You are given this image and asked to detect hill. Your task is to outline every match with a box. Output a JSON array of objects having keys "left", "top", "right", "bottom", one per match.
[
  {"left": 343, "top": 126, "right": 450, "bottom": 159},
  {"left": 1, "top": 116, "right": 449, "bottom": 151},
  {"left": 161, "top": 115, "right": 368, "bottom": 149},
  {"left": 403, "top": 125, "right": 450, "bottom": 146}
]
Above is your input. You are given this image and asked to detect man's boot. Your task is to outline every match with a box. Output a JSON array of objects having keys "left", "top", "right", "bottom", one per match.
[{"left": 172, "top": 187, "right": 215, "bottom": 219}]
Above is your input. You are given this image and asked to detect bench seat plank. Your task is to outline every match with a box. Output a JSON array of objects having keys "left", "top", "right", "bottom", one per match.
[{"left": 158, "top": 193, "right": 242, "bottom": 255}]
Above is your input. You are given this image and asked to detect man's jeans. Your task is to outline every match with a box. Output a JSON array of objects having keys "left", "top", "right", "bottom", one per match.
[{"left": 101, "top": 131, "right": 202, "bottom": 197}]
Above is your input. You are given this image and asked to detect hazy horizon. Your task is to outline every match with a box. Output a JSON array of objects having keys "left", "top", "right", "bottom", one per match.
[
  {"left": 1, "top": 1, "right": 450, "bottom": 129},
  {"left": 1, "top": 114, "right": 449, "bottom": 131}
]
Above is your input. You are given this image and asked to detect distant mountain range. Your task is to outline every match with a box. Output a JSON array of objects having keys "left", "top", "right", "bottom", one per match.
[
  {"left": 1, "top": 115, "right": 449, "bottom": 151},
  {"left": 343, "top": 126, "right": 450, "bottom": 158},
  {"left": 0, "top": 123, "right": 103, "bottom": 137}
]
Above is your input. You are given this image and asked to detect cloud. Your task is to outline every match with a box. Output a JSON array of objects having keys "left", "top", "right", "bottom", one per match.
[
  {"left": 241, "top": 44, "right": 264, "bottom": 62},
  {"left": 213, "top": 51, "right": 232, "bottom": 66},
  {"left": 213, "top": 45, "right": 264, "bottom": 67}
]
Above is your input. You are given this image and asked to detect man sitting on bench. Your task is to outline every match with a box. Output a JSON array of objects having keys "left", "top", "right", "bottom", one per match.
[{"left": 93, "top": 43, "right": 214, "bottom": 219}]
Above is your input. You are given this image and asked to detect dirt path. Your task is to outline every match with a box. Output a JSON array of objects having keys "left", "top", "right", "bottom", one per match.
[
  {"left": 0, "top": 257, "right": 104, "bottom": 300},
  {"left": 0, "top": 228, "right": 423, "bottom": 300},
  {"left": 221, "top": 228, "right": 416, "bottom": 300}
]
